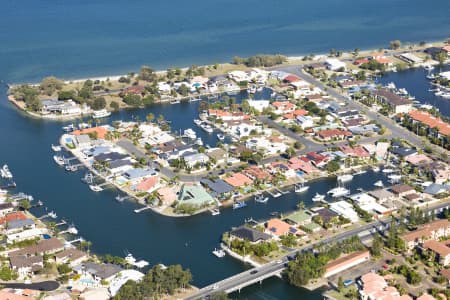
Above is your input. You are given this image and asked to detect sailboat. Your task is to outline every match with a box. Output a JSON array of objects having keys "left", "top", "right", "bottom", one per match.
[
  {"left": 373, "top": 180, "right": 384, "bottom": 187},
  {"left": 254, "top": 192, "right": 269, "bottom": 203},
  {"left": 327, "top": 181, "right": 350, "bottom": 198}
]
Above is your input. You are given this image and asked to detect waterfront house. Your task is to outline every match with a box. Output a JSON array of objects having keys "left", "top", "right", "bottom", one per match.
[
  {"left": 405, "top": 154, "right": 432, "bottom": 166},
  {"left": 123, "top": 168, "right": 157, "bottom": 183},
  {"left": 10, "top": 237, "right": 65, "bottom": 256},
  {"left": 324, "top": 250, "right": 370, "bottom": 278},
  {"left": 9, "top": 255, "right": 43, "bottom": 278},
  {"left": 224, "top": 172, "right": 253, "bottom": 188},
  {"left": 157, "top": 82, "right": 171, "bottom": 94},
  {"left": 206, "top": 148, "right": 227, "bottom": 165},
  {"left": 287, "top": 157, "right": 318, "bottom": 174},
  {"left": 109, "top": 269, "right": 145, "bottom": 297},
  {"left": 339, "top": 145, "right": 370, "bottom": 159},
  {"left": 243, "top": 167, "right": 272, "bottom": 183},
  {"left": 73, "top": 126, "right": 109, "bottom": 140},
  {"left": 41, "top": 99, "right": 82, "bottom": 115},
  {"left": 247, "top": 100, "right": 270, "bottom": 112},
  {"left": 375, "top": 142, "right": 390, "bottom": 160},
  {"left": 7, "top": 228, "right": 44, "bottom": 244},
  {"left": 324, "top": 58, "right": 346, "bottom": 71},
  {"left": 74, "top": 134, "right": 92, "bottom": 149},
  {"left": 230, "top": 226, "right": 272, "bottom": 243},
  {"left": 107, "top": 158, "right": 134, "bottom": 175},
  {"left": 200, "top": 179, "right": 233, "bottom": 199},
  {"left": 0, "top": 203, "right": 14, "bottom": 216},
  {"left": 5, "top": 219, "right": 35, "bottom": 234},
  {"left": 183, "top": 153, "right": 210, "bottom": 168},
  {"left": 54, "top": 248, "right": 88, "bottom": 267},
  {"left": 329, "top": 201, "right": 359, "bottom": 223},
  {"left": 271, "top": 101, "right": 295, "bottom": 115},
  {"left": 305, "top": 152, "right": 330, "bottom": 168},
  {"left": 78, "top": 262, "right": 123, "bottom": 283},
  {"left": 94, "top": 152, "right": 128, "bottom": 162},
  {"left": 265, "top": 218, "right": 302, "bottom": 238},
  {"left": 309, "top": 207, "right": 339, "bottom": 227},
  {"left": 401, "top": 219, "right": 450, "bottom": 251},
  {"left": 0, "top": 211, "right": 27, "bottom": 228},
  {"left": 134, "top": 176, "right": 159, "bottom": 193},
  {"left": 349, "top": 193, "right": 391, "bottom": 218},
  {"left": 390, "top": 184, "right": 415, "bottom": 198},
  {"left": 368, "top": 189, "right": 395, "bottom": 203},
  {"left": 431, "top": 167, "right": 449, "bottom": 184},
  {"left": 285, "top": 210, "right": 315, "bottom": 226},
  {"left": 177, "top": 184, "right": 214, "bottom": 207},
  {"left": 391, "top": 146, "right": 417, "bottom": 158},
  {"left": 422, "top": 240, "right": 450, "bottom": 266},
  {"left": 423, "top": 183, "right": 450, "bottom": 197},
  {"left": 371, "top": 88, "right": 412, "bottom": 114}
]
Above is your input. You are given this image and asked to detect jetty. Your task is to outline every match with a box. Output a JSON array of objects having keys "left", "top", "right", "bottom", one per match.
[
  {"left": 267, "top": 190, "right": 282, "bottom": 198},
  {"left": 134, "top": 206, "right": 151, "bottom": 213}
]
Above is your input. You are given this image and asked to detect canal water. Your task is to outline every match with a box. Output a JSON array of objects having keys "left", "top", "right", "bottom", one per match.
[
  {"left": 378, "top": 65, "right": 450, "bottom": 118},
  {"left": 0, "top": 83, "right": 391, "bottom": 299}
]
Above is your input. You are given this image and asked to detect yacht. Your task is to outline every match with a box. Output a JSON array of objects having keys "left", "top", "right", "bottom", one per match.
[
  {"left": 337, "top": 174, "right": 353, "bottom": 182},
  {"left": 62, "top": 124, "right": 75, "bottom": 132},
  {"left": 78, "top": 122, "right": 90, "bottom": 129},
  {"left": 426, "top": 73, "right": 436, "bottom": 80},
  {"left": 312, "top": 193, "right": 326, "bottom": 202},
  {"left": 386, "top": 82, "right": 396, "bottom": 90},
  {"left": 327, "top": 181, "right": 350, "bottom": 198},
  {"left": 67, "top": 225, "right": 78, "bottom": 235},
  {"left": 232, "top": 201, "right": 247, "bottom": 210},
  {"left": 372, "top": 166, "right": 380, "bottom": 172},
  {"left": 382, "top": 168, "right": 395, "bottom": 173},
  {"left": 1, "top": 165, "right": 13, "bottom": 179},
  {"left": 373, "top": 180, "right": 384, "bottom": 187},
  {"left": 435, "top": 90, "right": 444, "bottom": 96},
  {"left": 193, "top": 119, "right": 202, "bottom": 126},
  {"left": 51, "top": 144, "right": 62, "bottom": 152},
  {"left": 201, "top": 124, "right": 214, "bottom": 133},
  {"left": 254, "top": 193, "right": 269, "bottom": 203},
  {"left": 217, "top": 133, "right": 225, "bottom": 141},
  {"left": 92, "top": 109, "right": 111, "bottom": 119},
  {"left": 125, "top": 253, "right": 136, "bottom": 265},
  {"left": 48, "top": 211, "right": 57, "bottom": 219},
  {"left": 189, "top": 97, "right": 201, "bottom": 102},
  {"left": 210, "top": 208, "right": 220, "bottom": 216},
  {"left": 423, "top": 64, "right": 434, "bottom": 71},
  {"left": 397, "top": 88, "right": 408, "bottom": 96},
  {"left": 183, "top": 128, "right": 197, "bottom": 139},
  {"left": 388, "top": 174, "right": 402, "bottom": 183},
  {"left": 115, "top": 194, "right": 126, "bottom": 202},
  {"left": 212, "top": 248, "right": 226, "bottom": 258},
  {"left": 441, "top": 93, "right": 450, "bottom": 99},
  {"left": 294, "top": 181, "right": 309, "bottom": 193}
]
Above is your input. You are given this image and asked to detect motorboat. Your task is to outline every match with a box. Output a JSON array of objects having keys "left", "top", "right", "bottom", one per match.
[
  {"left": 125, "top": 253, "right": 136, "bottom": 264},
  {"left": 1, "top": 164, "right": 13, "bottom": 179},
  {"left": 115, "top": 194, "right": 126, "bottom": 202},
  {"left": 382, "top": 168, "right": 395, "bottom": 173},
  {"left": 373, "top": 180, "right": 384, "bottom": 187},
  {"left": 51, "top": 144, "right": 62, "bottom": 152},
  {"left": 372, "top": 166, "right": 380, "bottom": 172},
  {"left": 48, "top": 211, "right": 57, "bottom": 219},
  {"left": 67, "top": 225, "right": 78, "bottom": 235},
  {"left": 386, "top": 82, "right": 396, "bottom": 90},
  {"left": 89, "top": 185, "right": 103, "bottom": 192},
  {"left": 217, "top": 133, "right": 225, "bottom": 141},
  {"left": 201, "top": 124, "right": 214, "bottom": 133},
  {"left": 327, "top": 187, "right": 350, "bottom": 198},
  {"left": 210, "top": 208, "right": 220, "bottom": 216},
  {"left": 62, "top": 124, "right": 75, "bottom": 132},
  {"left": 294, "top": 181, "right": 309, "bottom": 193},
  {"left": 193, "top": 119, "right": 202, "bottom": 126},
  {"left": 195, "top": 138, "right": 203, "bottom": 146},
  {"left": 423, "top": 64, "right": 434, "bottom": 71},
  {"left": 53, "top": 155, "right": 66, "bottom": 166},
  {"left": 254, "top": 193, "right": 269, "bottom": 203},
  {"left": 189, "top": 97, "right": 201, "bottom": 102},
  {"left": 170, "top": 99, "right": 180, "bottom": 104},
  {"left": 92, "top": 109, "right": 111, "bottom": 119},
  {"left": 312, "top": 193, "right": 325, "bottom": 202},
  {"left": 183, "top": 128, "right": 197, "bottom": 139},
  {"left": 232, "top": 201, "right": 247, "bottom": 210},
  {"left": 212, "top": 248, "right": 226, "bottom": 258},
  {"left": 435, "top": 90, "right": 444, "bottom": 96},
  {"left": 337, "top": 174, "right": 353, "bottom": 182},
  {"left": 388, "top": 174, "right": 402, "bottom": 183},
  {"left": 441, "top": 93, "right": 450, "bottom": 99},
  {"left": 78, "top": 122, "right": 90, "bottom": 129}
]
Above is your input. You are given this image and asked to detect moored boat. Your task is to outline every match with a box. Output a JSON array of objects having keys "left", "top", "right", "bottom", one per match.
[
  {"left": 312, "top": 193, "right": 325, "bottom": 202},
  {"left": 232, "top": 201, "right": 247, "bottom": 210},
  {"left": 337, "top": 174, "right": 353, "bottom": 182},
  {"left": 92, "top": 109, "right": 111, "bottom": 119}
]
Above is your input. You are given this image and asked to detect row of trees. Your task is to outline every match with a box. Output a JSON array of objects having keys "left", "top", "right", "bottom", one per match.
[
  {"left": 233, "top": 54, "right": 287, "bottom": 67},
  {"left": 229, "top": 239, "right": 278, "bottom": 257},
  {"left": 114, "top": 264, "right": 192, "bottom": 300}
]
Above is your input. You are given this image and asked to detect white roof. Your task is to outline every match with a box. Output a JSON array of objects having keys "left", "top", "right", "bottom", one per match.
[
  {"left": 7, "top": 228, "right": 45, "bottom": 242},
  {"left": 109, "top": 270, "right": 144, "bottom": 297},
  {"left": 349, "top": 192, "right": 376, "bottom": 205},
  {"left": 329, "top": 200, "right": 359, "bottom": 222}
]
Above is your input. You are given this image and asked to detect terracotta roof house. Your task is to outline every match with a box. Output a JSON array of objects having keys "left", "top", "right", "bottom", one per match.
[
  {"left": 0, "top": 211, "right": 27, "bottom": 226},
  {"left": 224, "top": 173, "right": 253, "bottom": 187},
  {"left": 409, "top": 110, "right": 450, "bottom": 137},
  {"left": 156, "top": 187, "right": 177, "bottom": 206},
  {"left": 135, "top": 176, "right": 159, "bottom": 193},
  {"left": 339, "top": 146, "right": 370, "bottom": 158},
  {"left": 406, "top": 154, "right": 432, "bottom": 166},
  {"left": 316, "top": 129, "right": 352, "bottom": 141},
  {"left": 271, "top": 101, "right": 295, "bottom": 114},
  {"left": 390, "top": 184, "right": 415, "bottom": 198},
  {"left": 324, "top": 250, "right": 370, "bottom": 277},
  {"left": 371, "top": 88, "right": 412, "bottom": 114},
  {"left": 265, "top": 218, "right": 300, "bottom": 237},
  {"left": 288, "top": 157, "right": 318, "bottom": 173},
  {"left": 243, "top": 167, "right": 272, "bottom": 182},
  {"left": 0, "top": 291, "right": 36, "bottom": 300},
  {"left": 401, "top": 219, "right": 450, "bottom": 251},
  {"left": 123, "top": 86, "right": 145, "bottom": 95},
  {"left": 73, "top": 126, "right": 108, "bottom": 139},
  {"left": 422, "top": 240, "right": 450, "bottom": 266},
  {"left": 305, "top": 152, "right": 330, "bottom": 168}
]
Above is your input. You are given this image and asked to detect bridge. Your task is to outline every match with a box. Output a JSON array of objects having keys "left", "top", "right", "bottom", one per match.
[{"left": 185, "top": 202, "right": 450, "bottom": 299}]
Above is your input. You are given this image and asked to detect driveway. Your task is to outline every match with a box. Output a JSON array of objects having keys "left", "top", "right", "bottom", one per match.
[{"left": 0, "top": 280, "right": 59, "bottom": 291}]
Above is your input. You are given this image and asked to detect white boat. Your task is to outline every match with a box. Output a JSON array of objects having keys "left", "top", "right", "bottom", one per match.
[
  {"left": 89, "top": 185, "right": 103, "bottom": 192},
  {"left": 423, "top": 64, "right": 434, "bottom": 71},
  {"left": 53, "top": 155, "right": 65, "bottom": 166},
  {"left": 183, "top": 128, "right": 197, "bottom": 139},
  {"left": 420, "top": 104, "right": 434, "bottom": 110},
  {"left": 254, "top": 193, "right": 269, "bottom": 203},
  {"left": 170, "top": 99, "right": 180, "bottom": 104},
  {"left": 115, "top": 194, "right": 126, "bottom": 202},
  {"left": 62, "top": 124, "right": 75, "bottom": 132},
  {"left": 232, "top": 201, "right": 247, "bottom": 209},
  {"left": 51, "top": 144, "right": 62, "bottom": 152},
  {"left": 248, "top": 85, "right": 257, "bottom": 94},
  {"left": 78, "top": 122, "right": 90, "bottom": 129},
  {"left": 382, "top": 168, "right": 395, "bottom": 173},
  {"left": 327, "top": 184, "right": 350, "bottom": 198},
  {"left": 312, "top": 193, "right": 325, "bottom": 202},
  {"left": 210, "top": 208, "right": 220, "bottom": 216},
  {"left": 193, "top": 119, "right": 202, "bottom": 126},
  {"left": 67, "top": 225, "right": 78, "bottom": 235},
  {"left": 435, "top": 90, "right": 444, "bottom": 96},
  {"left": 373, "top": 180, "right": 384, "bottom": 187},
  {"left": 125, "top": 253, "right": 136, "bottom": 264},
  {"left": 92, "top": 109, "right": 111, "bottom": 119},
  {"left": 386, "top": 82, "right": 396, "bottom": 90},
  {"left": 212, "top": 248, "right": 226, "bottom": 258},
  {"left": 426, "top": 74, "right": 436, "bottom": 80},
  {"left": 217, "top": 133, "right": 225, "bottom": 141},
  {"left": 1, "top": 165, "right": 13, "bottom": 179},
  {"left": 195, "top": 138, "right": 203, "bottom": 146},
  {"left": 337, "top": 174, "right": 353, "bottom": 182},
  {"left": 189, "top": 97, "right": 201, "bottom": 102},
  {"left": 397, "top": 88, "right": 408, "bottom": 96},
  {"left": 294, "top": 181, "right": 309, "bottom": 193},
  {"left": 201, "top": 124, "right": 214, "bottom": 133},
  {"left": 441, "top": 93, "right": 450, "bottom": 99},
  {"left": 48, "top": 211, "right": 57, "bottom": 219},
  {"left": 388, "top": 174, "right": 402, "bottom": 183}
]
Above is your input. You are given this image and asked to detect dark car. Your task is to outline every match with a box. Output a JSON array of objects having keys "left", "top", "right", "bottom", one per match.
[{"left": 250, "top": 270, "right": 258, "bottom": 275}]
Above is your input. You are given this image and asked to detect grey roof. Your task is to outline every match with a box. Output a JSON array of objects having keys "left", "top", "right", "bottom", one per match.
[
  {"left": 0, "top": 203, "right": 13, "bottom": 210},
  {"left": 7, "top": 219, "right": 35, "bottom": 230},
  {"left": 200, "top": 179, "right": 234, "bottom": 195},
  {"left": 10, "top": 255, "right": 43, "bottom": 269},
  {"left": 424, "top": 184, "right": 450, "bottom": 195},
  {"left": 123, "top": 168, "right": 156, "bottom": 180},
  {"left": 94, "top": 152, "right": 128, "bottom": 162},
  {"left": 313, "top": 207, "right": 338, "bottom": 223},
  {"left": 369, "top": 189, "right": 395, "bottom": 200},
  {"left": 76, "top": 134, "right": 91, "bottom": 145},
  {"left": 391, "top": 147, "right": 417, "bottom": 157},
  {"left": 83, "top": 262, "right": 122, "bottom": 279},
  {"left": 116, "top": 140, "right": 146, "bottom": 159},
  {"left": 108, "top": 159, "right": 133, "bottom": 169},
  {"left": 348, "top": 124, "right": 380, "bottom": 134},
  {"left": 230, "top": 226, "right": 272, "bottom": 243},
  {"left": 372, "top": 88, "right": 412, "bottom": 106}
]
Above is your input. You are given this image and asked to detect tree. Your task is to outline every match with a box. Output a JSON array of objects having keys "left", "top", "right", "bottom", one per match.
[
  {"left": 40, "top": 76, "right": 63, "bottom": 95},
  {"left": 390, "top": 40, "right": 401, "bottom": 50},
  {"left": 91, "top": 97, "right": 106, "bottom": 110},
  {"left": 58, "top": 90, "right": 76, "bottom": 100},
  {"left": 285, "top": 147, "right": 296, "bottom": 158},
  {"left": 326, "top": 160, "right": 340, "bottom": 173},
  {"left": 122, "top": 94, "right": 142, "bottom": 107},
  {"left": 110, "top": 101, "right": 119, "bottom": 111},
  {"left": 293, "top": 141, "right": 302, "bottom": 149},
  {"left": 338, "top": 276, "right": 344, "bottom": 292},
  {"left": 435, "top": 51, "right": 447, "bottom": 66},
  {"left": 146, "top": 113, "right": 155, "bottom": 123},
  {"left": 18, "top": 199, "right": 31, "bottom": 210},
  {"left": 139, "top": 65, "right": 156, "bottom": 81},
  {"left": 210, "top": 291, "right": 231, "bottom": 300},
  {"left": 370, "top": 234, "right": 383, "bottom": 257}
]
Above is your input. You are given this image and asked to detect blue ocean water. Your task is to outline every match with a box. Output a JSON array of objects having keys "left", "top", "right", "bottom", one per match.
[{"left": 0, "top": 0, "right": 449, "bottom": 83}]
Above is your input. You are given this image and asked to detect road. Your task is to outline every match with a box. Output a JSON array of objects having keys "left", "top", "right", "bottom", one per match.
[
  {"left": 0, "top": 280, "right": 59, "bottom": 291},
  {"left": 185, "top": 201, "right": 450, "bottom": 299}
]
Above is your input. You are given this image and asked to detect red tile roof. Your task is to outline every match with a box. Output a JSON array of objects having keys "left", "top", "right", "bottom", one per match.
[
  {"left": 0, "top": 212, "right": 27, "bottom": 225},
  {"left": 283, "top": 75, "right": 301, "bottom": 83},
  {"left": 224, "top": 173, "right": 253, "bottom": 187},
  {"left": 136, "top": 176, "right": 158, "bottom": 192},
  {"left": 266, "top": 218, "right": 292, "bottom": 236},
  {"left": 72, "top": 126, "right": 108, "bottom": 139},
  {"left": 272, "top": 101, "right": 295, "bottom": 111},
  {"left": 339, "top": 145, "right": 370, "bottom": 158},
  {"left": 409, "top": 110, "right": 450, "bottom": 136},
  {"left": 317, "top": 129, "right": 352, "bottom": 139}
]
